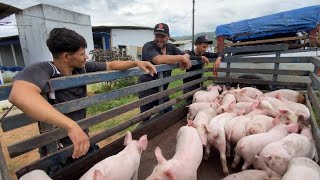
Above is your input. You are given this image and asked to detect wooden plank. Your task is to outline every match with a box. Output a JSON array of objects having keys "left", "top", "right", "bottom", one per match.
[
  {"left": 15, "top": 90, "right": 195, "bottom": 178},
  {"left": 224, "top": 44, "right": 288, "bottom": 53},
  {"left": 311, "top": 56, "right": 320, "bottom": 68},
  {"left": 2, "top": 69, "right": 205, "bottom": 132},
  {"left": 216, "top": 68, "right": 309, "bottom": 76},
  {"left": 0, "top": 141, "right": 11, "bottom": 180},
  {"left": 225, "top": 36, "right": 307, "bottom": 47},
  {"left": 305, "top": 90, "right": 320, "bottom": 159},
  {"left": 209, "top": 77, "right": 307, "bottom": 88},
  {"left": 307, "top": 85, "right": 320, "bottom": 123},
  {"left": 272, "top": 51, "right": 281, "bottom": 88},
  {"left": 7, "top": 78, "right": 207, "bottom": 158},
  {"left": 309, "top": 72, "right": 320, "bottom": 90},
  {"left": 0, "top": 61, "right": 204, "bottom": 101},
  {"left": 222, "top": 57, "right": 311, "bottom": 63},
  {"left": 50, "top": 106, "right": 188, "bottom": 180}
]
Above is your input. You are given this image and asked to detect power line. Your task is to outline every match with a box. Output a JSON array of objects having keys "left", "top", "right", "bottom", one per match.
[{"left": 169, "top": 10, "right": 193, "bottom": 24}]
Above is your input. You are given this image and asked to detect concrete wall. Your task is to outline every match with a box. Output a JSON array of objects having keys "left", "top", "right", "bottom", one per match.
[{"left": 15, "top": 4, "right": 93, "bottom": 66}]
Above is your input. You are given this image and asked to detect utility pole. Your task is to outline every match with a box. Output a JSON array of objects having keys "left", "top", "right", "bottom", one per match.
[{"left": 192, "top": 0, "right": 195, "bottom": 51}]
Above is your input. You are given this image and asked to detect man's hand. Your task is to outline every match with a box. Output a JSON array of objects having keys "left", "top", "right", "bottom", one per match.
[
  {"left": 136, "top": 61, "right": 157, "bottom": 76},
  {"left": 179, "top": 54, "right": 192, "bottom": 70},
  {"left": 214, "top": 57, "right": 222, "bottom": 71},
  {"left": 67, "top": 122, "right": 90, "bottom": 159},
  {"left": 201, "top": 56, "right": 209, "bottom": 66}
]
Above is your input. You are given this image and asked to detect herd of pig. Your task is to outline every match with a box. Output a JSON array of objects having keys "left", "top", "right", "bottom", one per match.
[{"left": 19, "top": 85, "right": 320, "bottom": 180}]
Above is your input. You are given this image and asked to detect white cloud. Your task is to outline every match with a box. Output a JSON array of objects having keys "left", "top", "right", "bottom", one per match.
[{"left": 0, "top": 0, "right": 319, "bottom": 37}]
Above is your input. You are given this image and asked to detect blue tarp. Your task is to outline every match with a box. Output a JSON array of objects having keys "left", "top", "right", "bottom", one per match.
[
  {"left": 0, "top": 66, "right": 23, "bottom": 72},
  {"left": 215, "top": 5, "right": 320, "bottom": 42}
]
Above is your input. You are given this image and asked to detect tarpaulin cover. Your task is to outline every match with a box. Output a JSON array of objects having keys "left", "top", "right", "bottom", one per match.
[{"left": 215, "top": 5, "right": 320, "bottom": 42}]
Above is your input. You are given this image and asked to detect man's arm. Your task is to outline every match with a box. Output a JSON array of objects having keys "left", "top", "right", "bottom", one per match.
[
  {"left": 106, "top": 60, "right": 157, "bottom": 76},
  {"left": 8, "top": 81, "right": 90, "bottom": 159}
]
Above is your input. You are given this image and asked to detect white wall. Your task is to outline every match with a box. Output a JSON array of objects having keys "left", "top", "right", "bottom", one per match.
[
  {"left": 15, "top": 4, "right": 93, "bottom": 66},
  {"left": 111, "top": 29, "right": 153, "bottom": 48}
]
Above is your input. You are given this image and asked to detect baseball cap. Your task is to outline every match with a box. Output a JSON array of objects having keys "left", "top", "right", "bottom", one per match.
[
  {"left": 195, "top": 35, "right": 213, "bottom": 45},
  {"left": 154, "top": 23, "right": 170, "bottom": 36}
]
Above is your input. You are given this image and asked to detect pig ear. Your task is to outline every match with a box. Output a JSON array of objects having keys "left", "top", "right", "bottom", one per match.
[
  {"left": 124, "top": 131, "right": 132, "bottom": 146},
  {"left": 272, "top": 117, "right": 280, "bottom": 125},
  {"left": 228, "top": 101, "right": 236, "bottom": 111},
  {"left": 205, "top": 125, "right": 210, "bottom": 133},
  {"left": 279, "top": 109, "right": 288, "bottom": 114},
  {"left": 286, "top": 123, "right": 299, "bottom": 133},
  {"left": 138, "top": 135, "right": 148, "bottom": 150},
  {"left": 187, "top": 120, "right": 196, "bottom": 128},
  {"left": 251, "top": 100, "right": 260, "bottom": 109},
  {"left": 93, "top": 169, "right": 104, "bottom": 180},
  {"left": 155, "top": 146, "right": 167, "bottom": 164},
  {"left": 164, "top": 169, "right": 177, "bottom": 180}
]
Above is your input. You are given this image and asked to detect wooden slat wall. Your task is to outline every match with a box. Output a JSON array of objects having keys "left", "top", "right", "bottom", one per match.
[
  {"left": 0, "top": 141, "right": 11, "bottom": 180},
  {"left": 1, "top": 68, "right": 205, "bottom": 132},
  {"left": 7, "top": 78, "right": 206, "bottom": 158},
  {"left": 15, "top": 89, "right": 197, "bottom": 178},
  {"left": 224, "top": 44, "right": 288, "bottom": 53}
]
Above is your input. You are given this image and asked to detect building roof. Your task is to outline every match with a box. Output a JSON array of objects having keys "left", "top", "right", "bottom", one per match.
[
  {"left": 93, "top": 25, "right": 153, "bottom": 31},
  {"left": 0, "top": 3, "right": 21, "bottom": 20},
  {"left": 172, "top": 40, "right": 192, "bottom": 45}
]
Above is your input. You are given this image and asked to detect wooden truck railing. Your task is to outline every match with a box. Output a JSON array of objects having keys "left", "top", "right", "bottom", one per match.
[{"left": 0, "top": 44, "right": 320, "bottom": 179}]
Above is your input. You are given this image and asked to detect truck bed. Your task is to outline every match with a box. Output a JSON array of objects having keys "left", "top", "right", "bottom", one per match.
[{"left": 139, "top": 119, "right": 241, "bottom": 180}]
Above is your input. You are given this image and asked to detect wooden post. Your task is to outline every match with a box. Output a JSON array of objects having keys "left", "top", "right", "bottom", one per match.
[
  {"left": 0, "top": 140, "right": 11, "bottom": 180},
  {"left": 272, "top": 51, "right": 281, "bottom": 89}
]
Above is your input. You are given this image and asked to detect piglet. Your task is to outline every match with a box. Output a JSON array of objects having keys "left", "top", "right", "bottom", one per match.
[
  {"left": 192, "top": 85, "right": 221, "bottom": 103},
  {"left": 259, "top": 126, "right": 317, "bottom": 176},
  {"left": 217, "top": 93, "right": 236, "bottom": 113},
  {"left": 146, "top": 125, "right": 203, "bottom": 180},
  {"left": 188, "top": 108, "right": 217, "bottom": 147},
  {"left": 223, "top": 155, "right": 280, "bottom": 180},
  {"left": 264, "top": 89, "right": 305, "bottom": 104},
  {"left": 80, "top": 131, "right": 148, "bottom": 180},
  {"left": 245, "top": 115, "right": 274, "bottom": 135},
  {"left": 232, "top": 123, "right": 298, "bottom": 170},
  {"left": 19, "top": 170, "right": 52, "bottom": 180},
  {"left": 187, "top": 102, "right": 219, "bottom": 120},
  {"left": 206, "top": 112, "right": 240, "bottom": 175},
  {"left": 282, "top": 157, "right": 320, "bottom": 180}
]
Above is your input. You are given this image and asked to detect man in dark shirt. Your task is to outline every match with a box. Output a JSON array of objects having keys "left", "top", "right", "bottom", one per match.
[
  {"left": 138, "top": 23, "right": 192, "bottom": 119},
  {"left": 183, "top": 35, "right": 224, "bottom": 101},
  {"left": 9, "top": 28, "right": 156, "bottom": 173}
]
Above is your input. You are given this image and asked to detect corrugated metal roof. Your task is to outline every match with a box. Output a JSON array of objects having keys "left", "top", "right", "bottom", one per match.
[{"left": 0, "top": 3, "right": 21, "bottom": 20}]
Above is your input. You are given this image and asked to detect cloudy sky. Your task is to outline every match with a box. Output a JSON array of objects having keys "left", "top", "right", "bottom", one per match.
[{"left": 0, "top": 0, "right": 318, "bottom": 37}]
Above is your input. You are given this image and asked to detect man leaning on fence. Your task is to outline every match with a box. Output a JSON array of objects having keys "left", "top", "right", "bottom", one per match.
[{"left": 8, "top": 27, "right": 157, "bottom": 174}]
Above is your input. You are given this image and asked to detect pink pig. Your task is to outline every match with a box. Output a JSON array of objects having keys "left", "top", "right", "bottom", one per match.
[
  {"left": 206, "top": 112, "right": 240, "bottom": 175},
  {"left": 80, "top": 131, "right": 148, "bottom": 180},
  {"left": 259, "top": 126, "right": 317, "bottom": 176},
  {"left": 223, "top": 155, "right": 280, "bottom": 180},
  {"left": 187, "top": 102, "right": 219, "bottom": 120},
  {"left": 188, "top": 108, "right": 217, "bottom": 146},
  {"left": 146, "top": 125, "right": 203, "bottom": 180},
  {"left": 232, "top": 123, "right": 299, "bottom": 170},
  {"left": 282, "top": 157, "right": 320, "bottom": 180},
  {"left": 225, "top": 109, "right": 267, "bottom": 145},
  {"left": 217, "top": 93, "right": 236, "bottom": 113},
  {"left": 245, "top": 115, "right": 274, "bottom": 135},
  {"left": 192, "top": 85, "right": 221, "bottom": 103},
  {"left": 264, "top": 89, "right": 305, "bottom": 104}
]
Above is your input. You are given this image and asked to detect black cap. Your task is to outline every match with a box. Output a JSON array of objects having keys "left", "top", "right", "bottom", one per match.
[
  {"left": 154, "top": 23, "right": 170, "bottom": 36},
  {"left": 195, "top": 35, "right": 213, "bottom": 45}
]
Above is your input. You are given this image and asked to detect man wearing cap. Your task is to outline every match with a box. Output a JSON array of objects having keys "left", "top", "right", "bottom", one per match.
[
  {"left": 138, "top": 23, "right": 192, "bottom": 120},
  {"left": 183, "top": 35, "right": 224, "bottom": 100}
]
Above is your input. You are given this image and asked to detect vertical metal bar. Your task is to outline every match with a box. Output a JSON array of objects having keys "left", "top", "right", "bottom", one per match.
[
  {"left": 226, "top": 52, "right": 231, "bottom": 78},
  {"left": 192, "top": 0, "right": 195, "bottom": 51},
  {"left": 10, "top": 44, "right": 17, "bottom": 66},
  {"left": 272, "top": 51, "right": 281, "bottom": 89}
]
